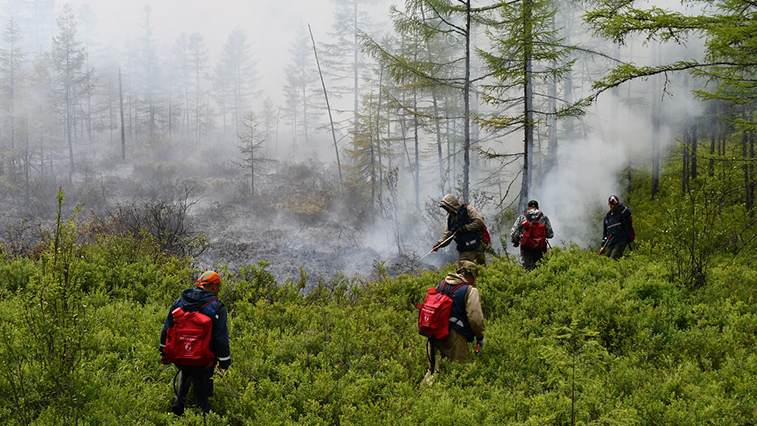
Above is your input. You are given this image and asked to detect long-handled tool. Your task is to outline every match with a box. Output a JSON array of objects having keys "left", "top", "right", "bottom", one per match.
[
  {"left": 599, "top": 234, "right": 613, "bottom": 255},
  {"left": 418, "top": 233, "right": 456, "bottom": 262}
]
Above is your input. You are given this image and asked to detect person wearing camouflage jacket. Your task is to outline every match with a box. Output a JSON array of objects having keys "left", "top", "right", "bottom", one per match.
[{"left": 510, "top": 200, "right": 554, "bottom": 270}]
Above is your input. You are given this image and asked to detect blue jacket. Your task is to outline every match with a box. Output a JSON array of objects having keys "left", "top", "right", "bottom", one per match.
[
  {"left": 159, "top": 287, "right": 231, "bottom": 369},
  {"left": 437, "top": 279, "right": 474, "bottom": 342},
  {"left": 602, "top": 203, "right": 632, "bottom": 247},
  {"left": 448, "top": 205, "right": 483, "bottom": 252}
]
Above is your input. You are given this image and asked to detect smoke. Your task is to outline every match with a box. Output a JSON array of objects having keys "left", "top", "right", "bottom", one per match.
[
  {"left": 531, "top": 84, "right": 700, "bottom": 248},
  {"left": 533, "top": 136, "right": 631, "bottom": 248}
]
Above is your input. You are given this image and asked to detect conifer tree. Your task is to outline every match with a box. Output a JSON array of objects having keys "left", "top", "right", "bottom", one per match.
[
  {"left": 49, "top": 3, "right": 91, "bottom": 182},
  {"left": 479, "top": 0, "right": 577, "bottom": 212},
  {"left": 237, "top": 112, "right": 264, "bottom": 197},
  {"left": 214, "top": 28, "right": 258, "bottom": 142},
  {"left": 585, "top": 0, "right": 757, "bottom": 209},
  {"left": 363, "top": 0, "right": 500, "bottom": 203}
]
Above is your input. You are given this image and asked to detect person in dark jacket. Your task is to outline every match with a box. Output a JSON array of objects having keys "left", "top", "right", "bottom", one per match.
[
  {"left": 422, "top": 260, "right": 485, "bottom": 386},
  {"left": 510, "top": 199, "right": 554, "bottom": 270},
  {"left": 159, "top": 270, "right": 231, "bottom": 415},
  {"left": 600, "top": 195, "right": 632, "bottom": 259},
  {"left": 433, "top": 194, "right": 487, "bottom": 265}
]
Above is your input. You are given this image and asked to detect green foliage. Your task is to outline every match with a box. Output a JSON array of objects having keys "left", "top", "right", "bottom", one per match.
[
  {"left": 630, "top": 142, "right": 757, "bottom": 289},
  {"left": 2, "top": 168, "right": 757, "bottom": 425}
]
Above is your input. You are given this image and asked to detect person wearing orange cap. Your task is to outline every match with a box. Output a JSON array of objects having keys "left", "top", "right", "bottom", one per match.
[{"left": 159, "top": 270, "right": 231, "bottom": 415}]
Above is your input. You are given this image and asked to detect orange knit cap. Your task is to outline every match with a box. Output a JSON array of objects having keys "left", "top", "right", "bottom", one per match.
[{"left": 195, "top": 270, "right": 221, "bottom": 287}]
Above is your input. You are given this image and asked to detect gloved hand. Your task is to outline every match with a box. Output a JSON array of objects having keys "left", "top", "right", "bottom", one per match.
[
  {"left": 476, "top": 337, "right": 485, "bottom": 350},
  {"left": 513, "top": 242, "right": 519, "bottom": 248}
]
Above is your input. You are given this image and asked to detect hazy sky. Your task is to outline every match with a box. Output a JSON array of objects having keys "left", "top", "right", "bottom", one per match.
[{"left": 60, "top": 0, "right": 394, "bottom": 104}]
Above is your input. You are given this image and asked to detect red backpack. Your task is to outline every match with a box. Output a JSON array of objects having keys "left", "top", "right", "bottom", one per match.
[
  {"left": 417, "top": 282, "right": 466, "bottom": 339},
  {"left": 521, "top": 213, "right": 547, "bottom": 252},
  {"left": 619, "top": 207, "right": 636, "bottom": 243},
  {"left": 481, "top": 220, "right": 492, "bottom": 246},
  {"left": 164, "top": 299, "right": 217, "bottom": 366}
]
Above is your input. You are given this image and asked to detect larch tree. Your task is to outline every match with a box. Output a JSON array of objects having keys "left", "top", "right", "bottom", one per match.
[
  {"left": 0, "top": 18, "right": 27, "bottom": 159},
  {"left": 214, "top": 27, "right": 258, "bottom": 142},
  {"left": 585, "top": 0, "right": 757, "bottom": 208},
  {"left": 282, "top": 27, "right": 320, "bottom": 158},
  {"left": 259, "top": 96, "right": 280, "bottom": 159},
  {"left": 49, "top": 3, "right": 92, "bottom": 182},
  {"left": 169, "top": 33, "right": 191, "bottom": 141},
  {"left": 363, "top": 0, "right": 501, "bottom": 203},
  {"left": 479, "top": 0, "right": 578, "bottom": 213},
  {"left": 76, "top": 4, "right": 98, "bottom": 144},
  {"left": 3, "top": 0, "right": 56, "bottom": 56},
  {"left": 136, "top": 5, "right": 161, "bottom": 142},
  {"left": 237, "top": 111, "right": 264, "bottom": 197},
  {"left": 187, "top": 32, "right": 208, "bottom": 145},
  {"left": 325, "top": 0, "right": 380, "bottom": 135}
]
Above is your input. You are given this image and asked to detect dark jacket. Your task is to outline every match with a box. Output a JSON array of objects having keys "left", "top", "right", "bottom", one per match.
[
  {"left": 602, "top": 203, "right": 632, "bottom": 247},
  {"left": 437, "top": 194, "right": 485, "bottom": 252},
  {"left": 437, "top": 279, "right": 473, "bottom": 341},
  {"left": 159, "top": 287, "right": 231, "bottom": 369},
  {"left": 436, "top": 273, "right": 485, "bottom": 342}
]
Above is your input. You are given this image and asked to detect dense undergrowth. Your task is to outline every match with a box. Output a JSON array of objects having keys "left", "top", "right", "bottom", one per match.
[{"left": 1, "top": 157, "right": 757, "bottom": 425}]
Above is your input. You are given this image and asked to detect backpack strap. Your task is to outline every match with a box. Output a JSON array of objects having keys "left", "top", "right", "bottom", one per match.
[
  {"left": 441, "top": 282, "right": 467, "bottom": 296},
  {"left": 525, "top": 212, "right": 542, "bottom": 224},
  {"left": 200, "top": 298, "right": 218, "bottom": 309},
  {"left": 197, "top": 298, "right": 219, "bottom": 317}
]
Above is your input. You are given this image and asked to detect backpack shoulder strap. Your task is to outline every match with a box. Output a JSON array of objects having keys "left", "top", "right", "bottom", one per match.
[
  {"left": 198, "top": 298, "right": 219, "bottom": 317},
  {"left": 200, "top": 298, "right": 218, "bottom": 309},
  {"left": 445, "top": 282, "right": 467, "bottom": 296}
]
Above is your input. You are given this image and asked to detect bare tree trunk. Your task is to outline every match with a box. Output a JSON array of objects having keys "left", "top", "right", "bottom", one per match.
[
  {"left": 462, "top": 0, "right": 472, "bottom": 203},
  {"left": 750, "top": 128, "right": 755, "bottom": 217},
  {"left": 66, "top": 82, "right": 74, "bottom": 182},
  {"left": 683, "top": 124, "right": 689, "bottom": 191},
  {"left": 519, "top": 0, "right": 534, "bottom": 213},
  {"left": 419, "top": 4, "right": 446, "bottom": 192},
  {"left": 651, "top": 45, "right": 661, "bottom": 199},
  {"left": 376, "top": 67, "right": 385, "bottom": 206},
  {"left": 119, "top": 68, "right": 126, "bottom": 160},
  {"left": 353, "top": 0, "right": 359, "bottom": 135},
  {"left": 414, "top": 89, "right": 420, "bottom": 214},
  {"left": 309, "top": 24, "right": 343, "bottom": 186},
  {"left": 709, "top": 102, "right": 717, "bottom": 177},
  {"left": 691, "top": 120, "right": 698, "bottom": 180},
  {"left": 250, "top": 122, "right": 255, "bottom": 196}
]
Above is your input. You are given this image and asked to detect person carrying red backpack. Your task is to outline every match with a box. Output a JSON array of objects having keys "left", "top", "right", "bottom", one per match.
[
  {"left": 510, "top": 199, "right": 554, "bottom": 270},
  {"left": 159, "top": 270, "right": 231, "bottom": 415},
  {"left": 421, "top": 261, "right": 485, "bottom": 386}
]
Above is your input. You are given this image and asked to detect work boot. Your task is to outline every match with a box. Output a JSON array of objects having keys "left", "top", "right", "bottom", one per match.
[
  {"left": 172, "top": 370, "right": 190, "bottom": 416},
  {"left": 420, "top": 370, "right": 435, "bottom": 387}
]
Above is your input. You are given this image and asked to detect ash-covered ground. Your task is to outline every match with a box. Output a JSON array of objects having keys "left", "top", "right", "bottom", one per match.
[
  {"left": 191, "top": 201, "right": 450, "bottom": 289},
  {"left": 0, "top": 153, "right": 459, "bottom": 288}
]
